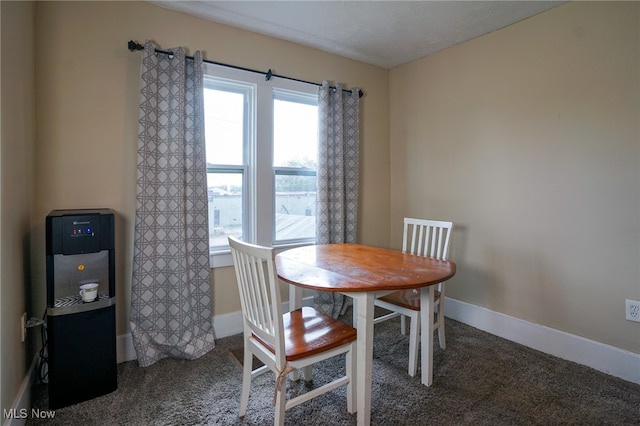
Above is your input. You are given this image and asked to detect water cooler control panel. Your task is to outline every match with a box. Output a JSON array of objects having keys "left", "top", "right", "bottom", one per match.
[{"left": 47, "top": 209, "right": 114, "bottom": 255}]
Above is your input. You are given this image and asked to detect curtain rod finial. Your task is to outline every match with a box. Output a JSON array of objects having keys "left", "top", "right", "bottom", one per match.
[{"left": 128, "top": 40, "right": 144, "bottom": 51}]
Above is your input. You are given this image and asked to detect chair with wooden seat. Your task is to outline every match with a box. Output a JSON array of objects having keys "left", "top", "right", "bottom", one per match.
[
  {"left": 373, "top": 218, "right": 453, "bottom": 377},
  {"left": 228, "top": 236, "right": 357, "bottom": 426}
]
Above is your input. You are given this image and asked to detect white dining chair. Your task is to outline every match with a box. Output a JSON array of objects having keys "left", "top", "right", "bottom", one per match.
[
  {"left": 228, "top": 236, "right": 357, "bottom": 426},
  {"left": 373, "top": 218, "right": 453, "bottom": 377}
]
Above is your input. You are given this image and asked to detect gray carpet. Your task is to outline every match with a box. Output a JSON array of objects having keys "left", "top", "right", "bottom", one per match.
[{"left": 28, "top": 309, "right": 640, "bottom": 425}]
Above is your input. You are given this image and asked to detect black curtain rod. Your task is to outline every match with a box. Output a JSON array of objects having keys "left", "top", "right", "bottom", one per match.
[{"left": 127, "top": 41, "right": 363, "bottom": 98}]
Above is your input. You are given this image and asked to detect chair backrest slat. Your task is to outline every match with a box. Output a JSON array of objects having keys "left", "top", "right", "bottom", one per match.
[
  {"left": 229, "top": 236, "right": 284, "bottom": 356},
  {"left": 402, "top": 218, "right": 453, "bottom": 261}
]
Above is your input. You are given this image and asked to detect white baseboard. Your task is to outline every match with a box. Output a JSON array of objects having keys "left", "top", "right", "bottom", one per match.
[
  {"left": 10, "top": 296, "right": 639, "bottom": 422},
  {"left": 444, "top": 297, "right": 640, "bottom": 385},
  {"left": 117, "top": 313, "right": 246, "bottom": 364},
  {"left": 116, "top": 333, "right": 137, "bottom": 363},
  {"left": 115, "top": 296, "right": 640, "bottom": 384},
  {"left": 116, "top": 296, "right": 316, "bottom": 363},
  {"left": 3, "top": 355, "right": 40, "bottom": 426}
]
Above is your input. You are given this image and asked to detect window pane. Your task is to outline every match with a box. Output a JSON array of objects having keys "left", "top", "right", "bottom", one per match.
[
  {"left": 275, "top": 173, "right": 316, "bottom": 241},
  {"left": 204, "top": 89, "right": 244, "bottom": 165},
  {"left": 273, "top": 99, "right": 318, "bottom": 168},
  {"left": 208, "top": 172, "right": 243, "bottom": 248}
]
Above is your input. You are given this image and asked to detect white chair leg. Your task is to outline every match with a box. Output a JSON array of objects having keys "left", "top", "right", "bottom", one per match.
[
  {"left": 400, "top": 314, "right": 407, "bottom": 335},
  {"left": 437, "top": 299, "right": 446, "bottom": 349},
  {"left": 239, "top": 343, "right": 253, "bottom": 417},
  {"left": 274, "top": 375, "right": 286, "bottom": 426},
  {"left": 407, "top": 312, "right": 420, "bottom": 377},
  {"left": 302, "top": 366, "right": 313, "bottom": 382},
  {"left": 346, "top": 341, "right": 356, "bottom": 413},
  {"left": 289, "top": 369, "right": 300, "bottom": 381}
]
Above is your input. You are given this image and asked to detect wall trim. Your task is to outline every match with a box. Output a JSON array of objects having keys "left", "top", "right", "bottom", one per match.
[
  {"left": 117, "top": 297, "right": 640, "bottom": 385},
  {"left": 117, "top": 309, "right": 251, "bottom": 363},
  {"left": 117, "top": 297, "right": 316, "bottom": 363},
  {"left": 11, "top": 296, "right": 639, "bottom": 421},
  {"left": 116, "top": 333, "right": 137, "bottom": 363},
  {"left": 3, "top": 354, "right": 39, "bottom": 426},
  {"left": 445, "top": 297, "right": 640, "bottom": 385}
]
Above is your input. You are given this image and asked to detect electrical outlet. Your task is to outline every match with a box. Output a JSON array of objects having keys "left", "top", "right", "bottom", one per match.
[
  {"left": 21, "top": 312, "right": 27, "bottom": 342},
  {"left": 626, "top": 299, "right": 640, "bottom": 323}
]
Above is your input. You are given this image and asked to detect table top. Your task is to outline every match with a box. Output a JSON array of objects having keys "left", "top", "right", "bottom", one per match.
[{"left": 276, "top": 243, "right": 456, "bottom": 292}]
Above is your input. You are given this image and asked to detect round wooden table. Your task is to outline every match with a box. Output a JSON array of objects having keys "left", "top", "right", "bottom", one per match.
[{"left": 276, "top": 243, "right": 456, "bottom": 426}]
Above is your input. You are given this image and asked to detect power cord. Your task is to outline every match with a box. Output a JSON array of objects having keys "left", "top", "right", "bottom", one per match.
[
  {"left": 23, "top": 312, "right": 48, "bottom": 383},
  {"left": 26, "top": 317, "right": 45, "bottom": 329},
  {"left": 37, "top": 310, "right": 48, "bottom": 383}
]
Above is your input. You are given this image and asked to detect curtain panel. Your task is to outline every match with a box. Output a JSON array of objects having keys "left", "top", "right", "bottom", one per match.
[
  {"left": 315, "top": 81, "right": 361, "bottom": 317},
  {"left": 130, "top": 41, "right": 215, "bottom": 367}
]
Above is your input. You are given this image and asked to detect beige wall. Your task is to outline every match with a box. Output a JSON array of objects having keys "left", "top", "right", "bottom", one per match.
[
  {"left": 5, "top": 0, "right": 638, "bottom": 414},
  {"left": 390, "top": 1, "right": 640, "bottom": 352},
  {"left": 33, "top": 1, "right": 390, "bottom": 337},
  {"left": 1, "top": 0, "right": 36, "bottom": 413}
]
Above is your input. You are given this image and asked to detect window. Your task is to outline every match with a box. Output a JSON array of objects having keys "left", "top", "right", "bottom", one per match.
[
  {"left": 203, "top": 63, "right": 318, "bottom": 266},
  {"left": 273, "top": 90, "right": 318, "bottom": 242}
]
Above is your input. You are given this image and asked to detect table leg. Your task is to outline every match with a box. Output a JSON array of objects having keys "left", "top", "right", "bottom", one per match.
[
  {"left": 288, "top": 282, "right": 303, "bottom": 311},
  {"left": 288, "top": 283, "right": 305, "bottom": 380},
  {"left": 353, "top": 292, "right": 374, "bottom": 426},
  {"left": 420, "top": 286, "right": 435, "bottom": 386}
]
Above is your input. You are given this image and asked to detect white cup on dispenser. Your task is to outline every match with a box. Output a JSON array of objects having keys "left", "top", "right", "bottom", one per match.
[{"left": 79, "top": 283, "right": 99, "bottom": 302}]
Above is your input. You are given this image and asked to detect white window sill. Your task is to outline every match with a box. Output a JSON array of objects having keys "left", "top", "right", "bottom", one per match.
[
  {"left": 210, "top": 251, "right": 233, "bottom": 268},
  {"left": 210, "top": 241, "right": 314, "bottom": 269}
]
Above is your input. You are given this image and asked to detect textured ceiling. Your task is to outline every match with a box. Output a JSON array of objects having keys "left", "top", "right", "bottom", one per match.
[{"left": 150, "top": 1, "right": 564, "bottom": 69}]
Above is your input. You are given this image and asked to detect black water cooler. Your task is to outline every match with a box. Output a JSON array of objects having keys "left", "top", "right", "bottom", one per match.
[{"left": 46, "top": 209, "right": 117, "bottom": 409}]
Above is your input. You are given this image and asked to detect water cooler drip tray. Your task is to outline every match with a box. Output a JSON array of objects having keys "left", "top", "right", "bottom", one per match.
[{"left": 48, "top": 294, "right": 114, "bottom": 316}]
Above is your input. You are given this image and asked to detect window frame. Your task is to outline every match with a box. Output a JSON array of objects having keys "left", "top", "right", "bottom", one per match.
[
  {"left": 203, "top": 63, "right": 319, "bottom": 268},
  {"left": 203, "top": 75, "right": 255, "bottom": 258}
]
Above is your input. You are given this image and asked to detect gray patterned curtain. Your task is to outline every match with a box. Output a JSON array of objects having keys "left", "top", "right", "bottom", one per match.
[
  {"left": 130, "top": 41, "right": 215, "bottom": 367},
  {"left": 315, "top": 81, "right": 360, "bottom": 317}
]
